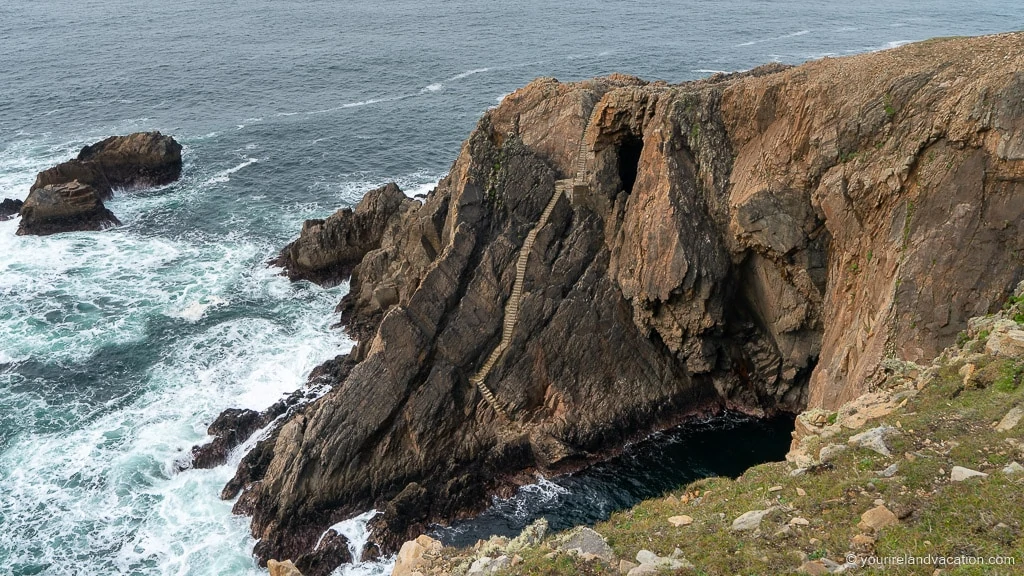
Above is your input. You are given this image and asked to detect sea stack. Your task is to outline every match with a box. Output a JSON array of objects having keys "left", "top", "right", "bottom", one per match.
[{"left": 16, "top": 131, "right": 183, "bottom": 235}]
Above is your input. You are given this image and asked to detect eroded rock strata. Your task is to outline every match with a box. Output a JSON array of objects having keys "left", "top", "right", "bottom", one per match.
[{"left": 225, "top": 34, "right": 1023, "bottom": 569}]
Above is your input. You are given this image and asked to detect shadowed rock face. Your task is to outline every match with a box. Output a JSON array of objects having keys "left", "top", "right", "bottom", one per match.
[
  {"left": 227, "top": 34, "right": 1023, "bottom": 571},
  {"left": 0, "top": 198, "right": 23, "bottom": 221},
  {"left": 31, "top": 131, "right": 182, "bottom": 200},
  {"left": 271, "top": 183, "right": 416, "bottom": 286},
  {"left": 16, "top": 182, "right": 121, "bottom": 236}
]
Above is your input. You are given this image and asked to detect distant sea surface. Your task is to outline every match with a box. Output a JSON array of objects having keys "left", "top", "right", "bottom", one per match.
[{"left": 1, "top": 1, "right": 1020, "bottom": 574}]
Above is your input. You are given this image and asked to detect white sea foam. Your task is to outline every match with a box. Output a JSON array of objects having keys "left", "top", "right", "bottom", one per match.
[
  {"left": 423, "top": 83, "right": 444, "bottom": 92},
  {"left": 0, "top": 135, "right": 352, "bottom": 575},
  {"left": 449, "top": 67, "right": 489, "bottom": 81},
  {"left": 205, "top": 158, "right": 258, "bottom": 184},
  {"left": 736, "top": 29, "right": 811, "bottom": 47},
  {"left": 167, "top": 295, "right": 228, "bottom": 323}
]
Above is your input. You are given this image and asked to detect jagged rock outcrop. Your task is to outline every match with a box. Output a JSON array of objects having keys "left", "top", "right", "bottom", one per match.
[
  {"left": 0, "top": 198, "right": 22, "bottom": 221},
  {"left": 31, "top": 131, "right": 182, "bottom": 200},
  {"left": 15, "top": 132, "right": 182, "bottom": 235},
  {"left": 272, "top": 182, "right": 415, "bottom": 286},
  {"left": 16, "top": 181, "right": 121, "bottom": 236},
  {"left": 228, "top": 34, "right": 1024, "bottom": 572}
]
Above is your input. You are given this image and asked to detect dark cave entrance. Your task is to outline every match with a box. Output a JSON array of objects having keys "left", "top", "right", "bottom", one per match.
[{"left": 617, "top": 134, "right": 644, "bottom": 194}]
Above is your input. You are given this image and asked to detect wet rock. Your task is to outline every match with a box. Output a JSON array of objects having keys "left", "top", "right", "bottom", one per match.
[
  {"left": 950, "top": 466, "right": 987, "bottom": 482},
  {"left": 16, "top": 181, "right": 120, "bottom": 236},
  {"left": 0, "top": 198, "right": 22, "bottom": 221},
  {"left": 294, "top": 530, "right": 352, "bottom": 576},
  {"left": 366, "top": 482, "right": 431, "bottom": 557},
  {"left": 848, "top": 425, "right": 898, "bottom": 457},
  {"left": 272, "top": 183, "right": 415, "bottom": 286},
  {"left": 189, "top": 408, "right": 262, "bottom": 469},
  {"left": 31, "top": 131, "right": 182, "bottom": 200}
]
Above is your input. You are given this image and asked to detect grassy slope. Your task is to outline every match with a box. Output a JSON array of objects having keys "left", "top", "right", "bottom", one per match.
[{"left": 493, "top": 298, "right": 1024, "bottom": 575}]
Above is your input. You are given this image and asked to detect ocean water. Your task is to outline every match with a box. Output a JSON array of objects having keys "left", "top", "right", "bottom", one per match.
[{"left": 1, "top": 1, "right": 1020, "bottom": 574}]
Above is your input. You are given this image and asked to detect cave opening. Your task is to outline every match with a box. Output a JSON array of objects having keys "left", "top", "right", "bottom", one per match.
[{"left": 617, "top": 134, "right": 644, "bottom": 194}]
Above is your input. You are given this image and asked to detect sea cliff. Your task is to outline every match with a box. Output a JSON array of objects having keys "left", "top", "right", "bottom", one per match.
[{"left": 202, "top": 32, "right": 1023, "bottom": 572}]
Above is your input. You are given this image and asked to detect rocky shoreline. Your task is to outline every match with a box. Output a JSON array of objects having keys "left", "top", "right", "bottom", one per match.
[{"left": 192, "top": 33, "right": 1022, "bottom": 574}]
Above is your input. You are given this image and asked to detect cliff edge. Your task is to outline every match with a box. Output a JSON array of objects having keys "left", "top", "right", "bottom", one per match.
[{"left": 221, "top": 33, "right": 1023, "bottom": 570}]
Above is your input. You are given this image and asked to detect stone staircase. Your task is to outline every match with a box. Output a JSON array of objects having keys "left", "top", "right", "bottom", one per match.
[{"left": 470, "top": 107, "right": 599, "bottom": 419}]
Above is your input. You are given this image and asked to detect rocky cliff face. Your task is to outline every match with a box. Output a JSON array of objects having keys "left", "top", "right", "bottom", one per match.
[{"left": 224, "top": 34, "right": 1023, "bottom": 570}]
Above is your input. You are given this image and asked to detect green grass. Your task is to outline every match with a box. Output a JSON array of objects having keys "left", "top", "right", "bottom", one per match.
[{"left": 494, "top": 340, "right": 1024, "bottom": 576}]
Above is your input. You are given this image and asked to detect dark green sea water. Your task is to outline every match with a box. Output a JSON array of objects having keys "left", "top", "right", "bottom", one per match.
[{"left": 1, "top": 1, "right": 1020, "bottom": 574}]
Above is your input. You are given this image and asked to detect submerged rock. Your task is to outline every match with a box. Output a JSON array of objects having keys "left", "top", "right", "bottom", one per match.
[
  {"left": 16, "top": 181, "right": 120, "bottom": 236},
  {"left": 0, "top": 198, "right": 22, "bottom": 221}
]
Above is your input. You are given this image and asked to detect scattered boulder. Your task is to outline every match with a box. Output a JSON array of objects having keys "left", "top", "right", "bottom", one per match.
[
  {"left": 858, "top": 505, "right": 899, "bottom": 531},
  {"left": 789, "top": 517, "right": 810, "bottom": 526},
  {"left": 731, "top": 509, "right": 772, "bottom": 531},
  {"left": 630, "top": 549, "right": 694, "bottom": 573},
  {"left": 819, "top": 444, "right": 848, "bottom": 463},
  {"left": 950, "top": 466, "right": 988, "bottom": 482},
  {"left": 466, "top": 555, "right": 511, "bottom": 576},
  {"left": 16, "top": 181, "right": 121, "bottom": 236},
  {"left": 668, "top": 515, "right": 693, "bottom": 527},
  {"left": 271, "top": 182, "right": 415, "bottom": 286},
  {"left": 996, "top": 406, "right": 1023, "bottom": 432},
  {"left": 0, "top": 198, "right": 22, "bottom": 221},
  {"left": 557, "top": 527, "right": 615, "bottom": 562},
  {"left": 31, "top": 131, "right": 182, "bottom": 199},
  {"left": 1003, "top": 461, "right": 1024, "bottom": 474},
  {"left": 848, "top": 425, "right": 898, "bottom": 457},
  {"left": 876, "top": 463, "right": 899, "bottom": 478}
]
